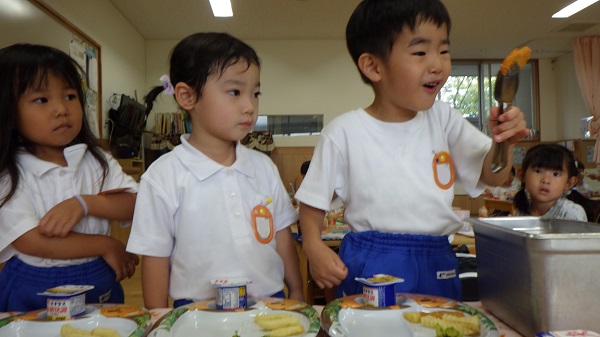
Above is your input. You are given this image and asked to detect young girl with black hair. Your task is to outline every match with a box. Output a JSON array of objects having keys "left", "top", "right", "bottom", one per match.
[
  {"left": 514, "top": 144, "right": 586, "bottom": 220},
  {"left": 126, "top": 32, "right": 303, "bottom": 309},
  {"left": 0, "top": 43, "right": 139, "bottom": 311}
]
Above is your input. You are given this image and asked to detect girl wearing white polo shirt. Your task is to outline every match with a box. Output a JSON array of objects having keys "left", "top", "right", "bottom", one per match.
[
  {"left": 127, "top": 32, "right": 303, "bottom": 309},
  {"left": 0, "top": 44, "right": 139, "bottom": 311}
]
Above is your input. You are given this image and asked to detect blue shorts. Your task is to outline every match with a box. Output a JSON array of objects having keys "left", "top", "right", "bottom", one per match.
[
  {"left": 337, "top": 231, "right": 461, "bottom": 301},
  {"left": 0, "top": 257, "right": 124, "bottom": 312}
]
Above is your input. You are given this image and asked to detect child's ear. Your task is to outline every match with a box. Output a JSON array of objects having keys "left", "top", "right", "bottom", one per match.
[
  {"left": 357, "top": 53, "right": 382, "bottom": 83},
  {"left": 174, "top": 83, "right": 196, "bottom": 110},
  {"left": 566, "top": 176, "right": 578, "bottom": 190}
]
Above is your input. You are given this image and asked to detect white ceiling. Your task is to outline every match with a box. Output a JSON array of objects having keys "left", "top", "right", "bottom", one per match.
[{"left": 108, "top": 0, "right": 600, "bottom": 59}]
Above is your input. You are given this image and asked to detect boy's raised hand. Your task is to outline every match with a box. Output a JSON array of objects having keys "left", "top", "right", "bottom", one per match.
[
  {"left": 38, "top": 197, "right": 86, "bottom": 238},
  {"left": 488, "top": 105, "right": 530, "bottom": 144}
]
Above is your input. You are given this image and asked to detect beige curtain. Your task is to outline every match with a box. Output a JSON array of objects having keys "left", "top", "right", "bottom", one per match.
[{"left": 572, "top": 36, "right": 600, "bottom": 164}]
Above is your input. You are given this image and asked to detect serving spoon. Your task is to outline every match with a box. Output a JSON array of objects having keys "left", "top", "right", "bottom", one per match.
[{"left": 490, "top": 63, "right": 520, "bottom": 173}]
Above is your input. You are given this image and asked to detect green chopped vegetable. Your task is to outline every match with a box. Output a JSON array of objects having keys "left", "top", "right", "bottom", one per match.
[{"left": 434, "top": 324, "right": 463, "bottom": 337}]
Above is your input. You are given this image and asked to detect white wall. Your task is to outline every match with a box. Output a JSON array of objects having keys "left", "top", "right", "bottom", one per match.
[
  {"left": 553, "top": 53, "right": 590, "bottom": 140},
  {"left": 43, "top": 0, "right": 147, "bottom": 139},
  {"left": 538, "top": 59, "right": 559, "bottom": 141}
]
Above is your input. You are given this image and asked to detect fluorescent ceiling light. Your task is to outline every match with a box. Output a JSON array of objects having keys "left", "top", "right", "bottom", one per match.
[
  {"left": 209, "top": 0, "right": 233, "bottom": 17},
  {"left": 552, "top": 0, "right": 599, "bottom": 18},
  {"left": 0, "top": 0, "right": 33, "bottom": 16}
]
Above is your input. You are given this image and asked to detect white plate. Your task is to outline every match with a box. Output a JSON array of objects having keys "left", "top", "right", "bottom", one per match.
[
  {"left": 321, "top": 294, "right": 499, "bottom": 337},
  {"left": 151, "top": 298, "right": 319, "bottom": 337},
  {"left": 0, "top": 304, "right": 151, "bottom": 337}
]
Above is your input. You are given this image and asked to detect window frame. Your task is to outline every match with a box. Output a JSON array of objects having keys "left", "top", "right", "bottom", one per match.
[{"left": 447, "top": 59, "right": 540, "bottom": 141}]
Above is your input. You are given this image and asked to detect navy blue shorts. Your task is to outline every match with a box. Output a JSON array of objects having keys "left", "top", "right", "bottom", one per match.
[
  {"left": 0, "top": 257, "right": 124, "bottom": 312},
  {"left": 337, "top": 231, "right": 461, "bottom": 301}
]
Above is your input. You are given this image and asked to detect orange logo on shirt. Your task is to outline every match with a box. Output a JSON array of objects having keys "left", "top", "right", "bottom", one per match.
[{"left": 432, "top": 151, "right": 455, "bottom": 190}]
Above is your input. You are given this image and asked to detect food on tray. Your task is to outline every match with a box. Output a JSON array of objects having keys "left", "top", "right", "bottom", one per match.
[
  {"left": 39, "top": 285, "right": 94, "bottom": 320},
  {"left": 403, "top": 311, "right": 464, "bottom": 323},
  {"left": 61, "top": 324, "right": 91, "bottom": 337},
  {"left": 265, "top": 324, "right": 305, "bottom": 337},
  {"left": 255, "top": 316, "right": 300, "bottom": 330},
  {"left": 435, "top": 324, "right": 463, "bottom": 337},
  {"left": 403, "top": 311, "right": 480, "bottom": 336},
  {"left": 60, "top": 324, "right": 121, "bottom": 337},
  {"left": 254, "top": 313, "right": 293, "bottom": 322},
  {"left": 366, "top": 274, "right": 400, "bottom": 283},
  {"left": 499, "top": 46, "right": 532, "bottom": 75},
  {"left": 89, "top": 327, "right": 122, "bottom": 337},
  {"left": 254, "top": 313, "right": 305, "bottom": 336}
]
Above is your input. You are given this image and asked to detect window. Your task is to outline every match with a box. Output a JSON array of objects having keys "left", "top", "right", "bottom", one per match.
[
  {"left": 255, "top": 114, "right": 323, "bottom": 136},
  {"left": 439, "top": 60, "right": 538, "bottom": 139}
]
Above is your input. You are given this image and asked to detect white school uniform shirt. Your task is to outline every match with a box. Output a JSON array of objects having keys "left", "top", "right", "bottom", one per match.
[
  {"left": 516, "top": 197, "right": 587, "bottom": 221},
  {"left": 295, "top": 101, "right": 492, "bottom": 236},
  {"left": 0, "top": 144, "right": 139, "bottom": 265},
  {"left": 126, "top": 135, "right": 298, "bottom": 301}
]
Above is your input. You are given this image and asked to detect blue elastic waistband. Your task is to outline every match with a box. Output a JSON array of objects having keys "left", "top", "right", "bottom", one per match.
[
  {"left": 3, "top": 258, "right": 110, "bottom": 284},
  {"left": 342, "top": 231, "right": 450, "bottom": 253}
]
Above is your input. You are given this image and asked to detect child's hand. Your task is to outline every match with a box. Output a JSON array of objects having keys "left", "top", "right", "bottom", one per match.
[
  {"left": 38, "top": 197, "right": 86, "bottom": 237},
  {"left": 102, "top": 239, "right": 139, "bottom": 281},
  {"left": 304, "top": 243, "right": 348, "bottom": 289},
  {"left": 488, "top": 105, "right": 530, "bottom": 144}
]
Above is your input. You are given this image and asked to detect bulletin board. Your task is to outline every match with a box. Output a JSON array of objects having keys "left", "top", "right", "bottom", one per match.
[{"left": 0, "top": 0, "right": 102, "bottom": 138}]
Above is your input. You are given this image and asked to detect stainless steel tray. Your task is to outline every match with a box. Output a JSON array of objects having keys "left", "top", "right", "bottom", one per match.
[{"left": 467, "top": 217, "right": 600, "bottom": 336}]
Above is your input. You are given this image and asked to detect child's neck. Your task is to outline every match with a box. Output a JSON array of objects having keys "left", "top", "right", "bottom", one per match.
[
  {"left": 529, "top": 200, "right": 555, "bottom": 216},
  {"left": 365, "top": 102, "right": 418, "bottom": 123},
  {"left": 188, "top": 135, "right": 236, "bottom": 166},
  {"left": 30, "top": 146, "right": 67, "bottom": 166}
]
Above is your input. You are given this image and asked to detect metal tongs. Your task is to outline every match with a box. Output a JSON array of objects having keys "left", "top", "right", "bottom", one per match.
[{"left": 490, "top": 63, "right": 520, "bottom": 173}]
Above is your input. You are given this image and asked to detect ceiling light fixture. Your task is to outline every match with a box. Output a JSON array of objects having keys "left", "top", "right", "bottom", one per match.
[
  {"left": 209, "top": 0, "right": 233, "bottom": 17},
  {"left": 552, "top": 0, "right": 599, "bottom": 18}
]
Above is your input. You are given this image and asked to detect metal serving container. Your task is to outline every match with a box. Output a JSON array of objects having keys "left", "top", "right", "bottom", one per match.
[{"left": 466, "top": 217, "right": 600, "bottom": 336}]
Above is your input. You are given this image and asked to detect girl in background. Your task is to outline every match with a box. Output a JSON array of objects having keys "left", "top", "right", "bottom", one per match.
[
  {"left": 0, "top": 43, "right": 139, "bottom": 311},
  {"left": 573, "top": 159, "right": 593, "bottom": 198},
  {"left": 514, "top": 144, "right": 586, "bottom": 221}
]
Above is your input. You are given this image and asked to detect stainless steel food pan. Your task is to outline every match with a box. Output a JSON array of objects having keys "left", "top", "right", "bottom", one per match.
[{"left": 466, "top": 216, "right": 600, "bottom": 336}]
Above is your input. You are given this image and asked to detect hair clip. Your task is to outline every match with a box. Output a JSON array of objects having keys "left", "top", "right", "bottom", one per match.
[{"left": 160, "top": 75, "right": 175, "bottom": 96}]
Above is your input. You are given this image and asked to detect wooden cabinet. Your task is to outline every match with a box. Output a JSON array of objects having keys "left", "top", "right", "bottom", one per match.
[
  {"left": 116, "top": 157, "right": 144, "bottom": 182},
  {"left": 270, "top": 147, "right": 314, "bottom": 194},
  {"left": 572, "top": 139, "right": 597, "bottom": 169},
  {"left": 453, "top": 195, "right": 485, "bottom": 216}
]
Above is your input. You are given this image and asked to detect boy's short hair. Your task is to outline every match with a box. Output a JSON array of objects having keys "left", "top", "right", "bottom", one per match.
[{"left": 346, "top": 0, "right": 451, "bottom": 84}]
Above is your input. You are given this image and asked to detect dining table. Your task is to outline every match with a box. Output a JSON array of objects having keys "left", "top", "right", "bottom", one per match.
[{"left": 0, "top": 300, "right": 524, "bottom": 336}]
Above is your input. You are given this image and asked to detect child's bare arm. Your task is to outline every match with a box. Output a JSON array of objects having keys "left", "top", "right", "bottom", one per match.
[
  {"left": 38, "top": 192, "right": 136, "bottom": 238},
  {"left": 299, "top": 203, "right": 347, "bottom": 289},
  {"left": 275, "top": 227, "right": 304, "bottom": 301},
  {"left": 12, "top": 228, "right": 138, "bottom": 281},
  {"left": 86, "top": 191, "right": 137, "bottom": 220},
  {"left": 141, "top": 256, "right": 170, "bottom": 309}
]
